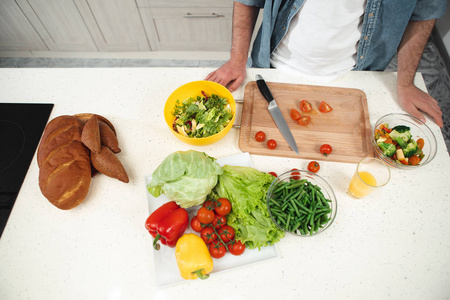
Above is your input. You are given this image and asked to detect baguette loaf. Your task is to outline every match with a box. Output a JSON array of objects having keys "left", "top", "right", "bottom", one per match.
[{"left": 38, "top": 116, "right": 92, "bottom": 210}]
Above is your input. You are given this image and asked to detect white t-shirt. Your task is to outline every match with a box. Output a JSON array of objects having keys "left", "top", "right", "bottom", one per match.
[{"left": 270, "top": 0, "right": 366, "bottom": 82}]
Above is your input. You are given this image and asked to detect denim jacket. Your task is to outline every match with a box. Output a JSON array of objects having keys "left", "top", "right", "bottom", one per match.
[{"left": 236, "top": 0, "right": 446, "bottom": 71}]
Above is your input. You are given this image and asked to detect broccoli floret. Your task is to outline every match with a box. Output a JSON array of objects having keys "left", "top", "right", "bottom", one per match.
[
  {"left": 378, "top": 142, "right": 396, "bottom": 157},
  {"left": 392, "top": 125, "right": 410, "bottom": 133},
  {"left": 389, "top": 128, "right": 412, "bottom": 143},
  {"left": 403, "top": 140, "right": 418, "bottom": 158},
  {"left": 394, "top": 137, "right": 408, "bottom": 149}
]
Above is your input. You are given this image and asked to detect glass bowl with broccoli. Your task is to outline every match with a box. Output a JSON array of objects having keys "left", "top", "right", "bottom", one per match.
[{"left": 372, "top": 113, "right": 437, "bottom": 169}]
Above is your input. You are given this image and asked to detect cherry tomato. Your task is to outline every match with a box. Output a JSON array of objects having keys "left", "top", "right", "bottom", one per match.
[
  {"left": 197, "top": 207, "right": 215, "bottom": 224},
  {"left": 291, "top": 168, "right": 301, "bottom": 180},
  {"left": 290, "top": 108, "right": 301, "bottom": 120},
  {"left": 307, "top": 161, "right": 320, "bottom": 173},
  {"left": 214, "top": 198, "right": 232, "bottom": 216},
  {"left": 267, "top": 139, "right": 277, "bottom": 150},
  {"left": 218, "top": 225, "right": 235, "bottom": 243},
  {"left": 319, "top": 101, "right": 333, "bottom": 113},
  {"left": 409, "top": 155, "right": 421, "bottom": 166},
  {"left": 320, "top": 144, "right": 332, "bottom": 156},
  {"left": 212, "top": 214, "right": 227, "bottom": 229},
  {"left": 268, "top": 172, "right": 278, "bottom": 177},
  {"left": 209, "top": 241, "right": 227, "bottom": 259},
  {"left": 228, "top": 240, "right": 246, "bottom": 256},
  {"left": 200, "top": 227, "right": 217, "bottom": 245},
  {"left": 417, "top": 138, "right": 425, "bottom": 150},
  {"left": 190, "top": 216, "right": 203, "bottom": 232},
  {"left": 255, "top": 131, "right": 266, "bottom": 142},
  {"left": 202, "top": 200, "right": 217, "bottom": 210},
  {"left": 298, "top": 116, "right": 310, "bottom": 126},
  {"left": 300, "top": 100, "right": 312, "bottom": 112}
]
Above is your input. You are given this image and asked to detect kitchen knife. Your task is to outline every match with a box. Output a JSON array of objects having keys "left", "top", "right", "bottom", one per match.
[{"left": 255, "top": 74, "right": 299, "bottom": 155}]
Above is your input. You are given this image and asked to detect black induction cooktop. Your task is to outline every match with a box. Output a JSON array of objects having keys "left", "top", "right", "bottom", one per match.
[{"left": 0, "top": 103, "right": 53, "bottom": 238}]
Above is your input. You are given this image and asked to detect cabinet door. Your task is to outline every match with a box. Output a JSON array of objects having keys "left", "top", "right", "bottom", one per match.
[
  {"left": 75, "top": 0, "right": 150, "bottom": 51},
  {"left": 17, "top": 0, "right": 97, "bottom": 51},
  {"left": 0, "top": 1, "right": 47, "bottom": 51},
  {"left": 148, "top": 7, "right": 232, "bottom": 51}
]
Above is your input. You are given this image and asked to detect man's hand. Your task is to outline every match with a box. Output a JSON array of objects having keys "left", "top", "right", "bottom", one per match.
[
  {"left": 397, "top": 84, "right": 443, "bottom": 127},
  {"left": 205, "top": 60, "right": 247, "bottom": 92},
  {"left": 396, "top": 19, "right": 443, "bottom": 127},
  {"left": 205, "top": 2, "right": 259, "bottom": 92}
]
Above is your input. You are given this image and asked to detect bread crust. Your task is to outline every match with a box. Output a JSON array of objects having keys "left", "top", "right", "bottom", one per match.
[
  {"left": 37, "top": 114, "right": 128, "bottom": 210},
  {"left": 91, "top": 146, "right": 129, "bottom": 183},
  {"left": 39, "top": 140, "right": 91, "bottom": 210},
  {"left": 37, "top": 115, "right": 84, "bottom": 168}
]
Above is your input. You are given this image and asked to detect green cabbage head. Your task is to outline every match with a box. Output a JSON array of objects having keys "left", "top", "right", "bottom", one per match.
[{"left": 147, "top": 150, "right": 223, "bottom": 208}]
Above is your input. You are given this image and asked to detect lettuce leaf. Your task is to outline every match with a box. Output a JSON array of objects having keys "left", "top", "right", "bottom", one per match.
[
  {"left": 147, "top": 150, "right": 223, "bottom": 208},
  {"left": 211, "top": 165, "right": 285, "bottom": 249}
]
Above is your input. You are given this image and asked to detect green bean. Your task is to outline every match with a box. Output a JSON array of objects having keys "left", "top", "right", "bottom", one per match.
[{"left": 269, "top": 177, "right": 334, "bottom": 236}]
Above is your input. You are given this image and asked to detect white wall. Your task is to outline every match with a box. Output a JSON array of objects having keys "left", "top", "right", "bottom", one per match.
[{"left": 436, "top": 0, "right": 450, "bottom": 55}]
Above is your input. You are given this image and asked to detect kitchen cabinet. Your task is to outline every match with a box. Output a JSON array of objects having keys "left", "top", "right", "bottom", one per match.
[
  {"left": 0, "top": 0, "right": 233, "bottom": 53},
  {"left": 16, "top": 0, "right": 98, "bottom": 51},
  {"left": 138, "top": 0, "right": 233, "bottom": 51},
  {"left": 74, "top": 0, "right": 150, "bottom": 51},
  {"left": 142, "top": 8, "right": 232, "bottom": 51},
  {"left": 137, "top": 0, "right": 233, "bottom": 51},
  {"left": 0, "top": 1, "right": 48, "bottom": 51}
]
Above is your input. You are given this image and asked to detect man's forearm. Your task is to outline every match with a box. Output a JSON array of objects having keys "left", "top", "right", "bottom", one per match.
[
  {"left": 229, "top": 2, "right": 260, "bottom": 65},
  {"left": 397, "top": 19, "right": 435, "bottom": 87}
]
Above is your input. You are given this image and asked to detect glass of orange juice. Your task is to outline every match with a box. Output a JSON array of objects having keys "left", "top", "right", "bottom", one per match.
[{"left": 348, "top": 157, "right": 390, "bottom": 199}]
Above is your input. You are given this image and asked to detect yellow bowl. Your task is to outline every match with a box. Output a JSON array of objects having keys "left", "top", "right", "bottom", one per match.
[{"left": 164, "top": 80, "right": 236, "bottom": 146}]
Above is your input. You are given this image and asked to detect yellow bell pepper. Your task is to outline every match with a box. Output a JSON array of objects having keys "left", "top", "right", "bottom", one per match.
[{"left": 175, "top": 233, "right": 213, "bottom": 280}]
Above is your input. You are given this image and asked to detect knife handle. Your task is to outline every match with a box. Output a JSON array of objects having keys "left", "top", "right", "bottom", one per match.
[{"left": 256, "top": 75, "right": 274, "bottom": 103}]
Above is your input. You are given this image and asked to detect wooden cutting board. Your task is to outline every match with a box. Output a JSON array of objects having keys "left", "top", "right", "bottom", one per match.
[{"left": 239, "top": 81, "right": 373, "bottom": 163}]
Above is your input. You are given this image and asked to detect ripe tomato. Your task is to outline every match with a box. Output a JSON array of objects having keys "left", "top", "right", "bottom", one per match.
[
  {"left": 307, "top": 161, "right": 320, "bottom": 173},
  {"left": 290, "top": 108, "right": 301, "bottom": 120},
  {"left": 255, "top": 131, "right": 266, "bottom": 142},
  {"left": 190, "top": 216, "right": 203, "bottom": 232},
  {"left": 267, "top": 139, "right": 277, "bottom": 150},
  {"left": 417, "top": 138, "right": 425, "bottom": 150},
  {"left": 409, "top": 155, "right": 421, "bottom": 166},
  {"left": 212, "top": 214, "right": 227, "bottom": 229},
  {"left": 218, "top": 225, "right": 235, "bottom": 243},
  {"left": 320, "top": 144, "right": 332, "bottom": 156},
  {"left": 298, "top": 116, "right": 310, "bottom": 126},
  {"left": 300, "top": 100, "right": 312, "bottom": 112},
  {"left": 197, "top": 207, "right": 215, "bottom": 224},
  {"left": 214, "top": 198, "right": 232, "bottom": 216},
  {"left": 291, "top": 168, "right": 301, "bottom": 180},
  {"left": 209, "top": 241, "right": 227, "bottom": 259},
  {"left": 228, "top": 240, "right": 246, "bottom": 256},
  {"left": 319, "top": 101, "right": 333, "bottom": 113},
  {"left": 202, "top": 199, "right": 217, "bottom": 210},
  {"left": 268, "top": 172, "right": 278, "bottom": 177},
  {"left": 200, "top": 227, "right": 217, "bottom": 245}
]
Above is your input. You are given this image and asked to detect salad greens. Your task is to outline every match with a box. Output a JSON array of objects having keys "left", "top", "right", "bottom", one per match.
[
  {"left": 210, "top": 165, "right": 285, "bottom": 249},
  {"left": 147, "top": 150, "right": 223, "bottom": 208},
  {"left": 172, "top": 92, "right": 232, "bottom": 138}
]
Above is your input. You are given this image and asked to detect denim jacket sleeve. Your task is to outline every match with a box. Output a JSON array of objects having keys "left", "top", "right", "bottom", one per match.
[
  {"left": 355, "top": 0, "right": 447, "bottom": 71},
  {"left": 412, "top": 0, "right": 447, "bottom": 20}
]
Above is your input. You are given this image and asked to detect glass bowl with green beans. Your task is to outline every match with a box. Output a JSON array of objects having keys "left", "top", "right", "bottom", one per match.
[{"left": 266, "top": 169, "right": 337, "bottom": 237}]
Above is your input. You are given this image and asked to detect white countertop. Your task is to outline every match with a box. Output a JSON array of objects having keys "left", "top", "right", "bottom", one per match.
[{"left": 0, "top": 68, "right": 449, "bottom": 300}]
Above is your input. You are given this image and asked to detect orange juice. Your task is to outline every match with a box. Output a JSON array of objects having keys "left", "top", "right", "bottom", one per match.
[{"left": 348, "top": 171, "right": 377, "bottom": 199}]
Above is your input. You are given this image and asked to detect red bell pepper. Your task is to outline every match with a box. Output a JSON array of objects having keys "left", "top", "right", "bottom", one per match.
[{"left": 145, "top": 201, "right": 189, "bottom": 250}]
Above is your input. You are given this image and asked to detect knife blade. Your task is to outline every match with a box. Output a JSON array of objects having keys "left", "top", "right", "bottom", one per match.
[{"left": 255, "top": 74, "right": 299, "bottom": 155}]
